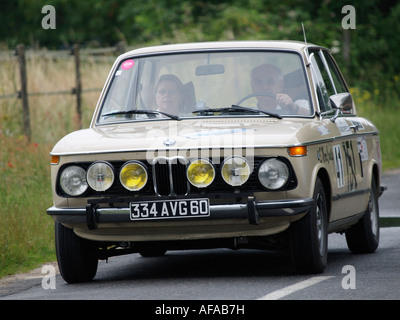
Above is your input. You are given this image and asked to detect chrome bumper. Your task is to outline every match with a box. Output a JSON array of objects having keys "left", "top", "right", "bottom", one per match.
[{"left": 47, "top": 197, "right": 314, "bottom": 230}]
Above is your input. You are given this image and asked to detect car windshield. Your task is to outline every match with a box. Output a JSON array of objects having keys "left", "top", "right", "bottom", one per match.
[{"left": 98, "top": 50, "right": 312, "bottom": 124}]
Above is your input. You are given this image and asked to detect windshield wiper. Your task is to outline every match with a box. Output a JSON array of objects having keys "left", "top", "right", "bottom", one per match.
[
  {"left": 102, "top": 109, "right": 181, "bottom": 121},
  {"left": 192, "top": 105, "right": 282, "bottom": 119}
]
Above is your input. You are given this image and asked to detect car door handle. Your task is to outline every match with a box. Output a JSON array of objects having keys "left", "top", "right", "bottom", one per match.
[{"left": 349, "top": 125, "right": 358, "bottom": 132}]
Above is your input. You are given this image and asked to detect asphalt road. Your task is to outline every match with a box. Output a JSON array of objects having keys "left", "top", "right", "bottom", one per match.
[{"left": 1, "top": 170, "right": 399, "bottom": 303}]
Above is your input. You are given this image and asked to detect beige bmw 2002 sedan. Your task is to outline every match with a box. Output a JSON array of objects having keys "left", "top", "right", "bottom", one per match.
[{"left": 47, "top": 41, "right": 385, "bottom": 283}]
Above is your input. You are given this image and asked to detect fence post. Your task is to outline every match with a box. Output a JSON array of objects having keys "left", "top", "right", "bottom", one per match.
[
  {"left": 16, "top": 44, "right": 31, "bottom": 141},
  {"left": 116, "top": 41, "right": 127, "bottom": 55},
  {"left": 72, "top": 44, "right": 82, "bottom": 128}
]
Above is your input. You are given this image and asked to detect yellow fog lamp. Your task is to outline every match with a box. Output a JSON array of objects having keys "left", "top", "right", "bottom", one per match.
[
  {"left": 119, "top": 161, "right": 148, "bottom": 191},
  {"left": 221, "top": 156, "right": 252, "bottom": 186},
  {"left": 187, "top": 158, "right": 215, "bottom": 188},
  {"left": 87, "top": 161, "right": 115, "bottom": 192}
]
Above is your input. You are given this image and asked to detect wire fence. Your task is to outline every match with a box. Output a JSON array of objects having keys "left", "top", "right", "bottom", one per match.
[{"left": 0, "top": 42, "right": 129, "bottom": 141}]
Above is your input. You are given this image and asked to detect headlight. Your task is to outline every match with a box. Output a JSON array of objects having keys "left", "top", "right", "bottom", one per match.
[
  {"left": 221, "top": 156, "right": 251, "bottom": 186},
  {"left": 119, "top": 161, "right": 148, "bottom": 191},
  {"left": 59, "top": 165, "right": 88, "bottom": 196},
  {"left": 187, "top": 158, "right": 215, "bottom": 188},
  {"left": 86, "top": 161, "right": 115, "bottom": 192},
  {"left": 258, "top": 158, "right": 289, "bottom": 190}
]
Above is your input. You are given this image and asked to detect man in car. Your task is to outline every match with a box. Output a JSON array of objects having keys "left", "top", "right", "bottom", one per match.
[{"left": 250, "top": 64, "right": 308, "bottom": 115}]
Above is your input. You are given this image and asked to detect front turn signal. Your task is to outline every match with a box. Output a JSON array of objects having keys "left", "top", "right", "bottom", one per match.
[
  {"left": 51, "top": 155, "right": 60, "bottom": 165},
  {"left": 288, "top": 146, "right": 307, "bottom": 157}
]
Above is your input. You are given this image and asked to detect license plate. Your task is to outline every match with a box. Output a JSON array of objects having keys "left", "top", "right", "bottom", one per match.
[{"left": 130, "top": 198, "right": 210, "bottom": 221}]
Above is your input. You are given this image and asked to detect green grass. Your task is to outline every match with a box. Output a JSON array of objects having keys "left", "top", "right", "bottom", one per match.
[
  {"left": 0, "top": 56, "right": 399, "bottom": 279},
  {"left": 0, "top": 56, "right": 108, "bottom": 279},
  {"left": 0, "top": 136, "right": 55, "bottom": 277},
  {"left": 353, "top": 89, "right": 400, "bottom": 170}
]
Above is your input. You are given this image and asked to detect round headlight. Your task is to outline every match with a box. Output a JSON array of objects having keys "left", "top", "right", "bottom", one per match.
[
  {"left": 86, "top": 161, "right": 115, "bottom": 192},
  {"left": 221, "top": 156, "right": 251, "bottom": 186},
  {"left": 119, "top": 161, "right": 148, "bottom": 191},
  {"left": 258, "top": 158, "right": 289, "bottom": 190},
  {"left": 187, "top": 158, "right": 215, "bottom": 188},
  {"left": 60, "top": 165, "right": 88, "bottom": 196}
]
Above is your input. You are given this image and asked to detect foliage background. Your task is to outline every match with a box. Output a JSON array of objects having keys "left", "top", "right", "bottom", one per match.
[{"left": 1, "top": 0, "right": 400, "bottom": 96}]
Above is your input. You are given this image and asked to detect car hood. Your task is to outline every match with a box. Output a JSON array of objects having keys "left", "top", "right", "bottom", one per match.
[{"left": 51, "top": 118, "right": 315, "bottom": 155}]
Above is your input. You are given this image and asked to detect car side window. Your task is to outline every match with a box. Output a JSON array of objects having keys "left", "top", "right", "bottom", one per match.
[
  {"left": 309, "top": 48, "right": 335, "bottom": 112},
  {"left": 322, "top": 51, "right": 347, "bottom": 94}
]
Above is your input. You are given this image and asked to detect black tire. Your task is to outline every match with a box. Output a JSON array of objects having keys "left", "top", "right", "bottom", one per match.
[
  {"left": 55, "top": 222, "right": 99, "bottom": 283},
  {"left": 345, "top": 176, "right": 379, "bottom": 253},
  {"left": 290, "top": 177, "right": 328, "bottom": 274}
]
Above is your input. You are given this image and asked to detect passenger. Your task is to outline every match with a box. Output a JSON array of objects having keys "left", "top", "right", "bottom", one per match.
[{"left": 155, "top": 74, "right": 184, "bottom": 115}]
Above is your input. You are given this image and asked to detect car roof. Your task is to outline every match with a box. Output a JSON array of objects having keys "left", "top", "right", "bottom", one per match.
[{"left": 119, "top": 40, "right": 323, "bottom": 59}]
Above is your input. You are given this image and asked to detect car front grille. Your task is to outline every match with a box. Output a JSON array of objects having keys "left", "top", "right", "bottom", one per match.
[{"left": 152, "top": 157, "right": 189, "bottom": 196}]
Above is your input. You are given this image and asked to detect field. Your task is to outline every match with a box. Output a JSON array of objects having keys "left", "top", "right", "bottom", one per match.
[
  {"left": 0, "top": 55, "right": 110, "bottom": 277},
  {"left": 0, "top": 54, "right": 399, "bottom": 278}
]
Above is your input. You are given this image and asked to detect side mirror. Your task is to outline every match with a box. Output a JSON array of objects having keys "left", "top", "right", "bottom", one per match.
[
  {"left": 329, "top": 92, "right": 354, "bottom": 113},
  {"left": 328, "top": 92, "right": 354, "bottom": 122}
]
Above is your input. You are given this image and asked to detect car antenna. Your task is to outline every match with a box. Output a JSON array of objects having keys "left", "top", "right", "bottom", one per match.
[
  {"left": 302, "top": 22, "right": 312, "bottom": 67},
  {"left": 302, "top": 22, "right": 307, "bottom": 44}
]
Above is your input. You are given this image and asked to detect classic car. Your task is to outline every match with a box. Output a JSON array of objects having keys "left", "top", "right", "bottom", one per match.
[{"left": 47, "top": 40, "right": 385, "bottom": 283}]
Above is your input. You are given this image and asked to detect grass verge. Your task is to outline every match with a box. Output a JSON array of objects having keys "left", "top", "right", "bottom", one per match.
[{"left": 0, "top": 136, "right": 55, "bottom": 278}]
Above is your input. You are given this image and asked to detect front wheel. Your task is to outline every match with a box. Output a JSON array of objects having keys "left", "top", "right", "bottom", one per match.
[
  {"left": 290, "top": 177, "right": 328, "bottom": 274},
  {"left": 55, "top": 222, "right": 99, "bottom": 283},
  {"left": 345, "top": 176, "right": 380, "bottom": 253}
]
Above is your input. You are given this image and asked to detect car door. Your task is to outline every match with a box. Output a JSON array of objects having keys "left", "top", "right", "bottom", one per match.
[{"left": 309, "top": 48, "right": 368, "bottom": 222}]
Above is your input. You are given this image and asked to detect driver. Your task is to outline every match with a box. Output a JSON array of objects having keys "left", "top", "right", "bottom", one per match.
[{"left": 251, "top": 64, "right": 304, "bottom": 114}]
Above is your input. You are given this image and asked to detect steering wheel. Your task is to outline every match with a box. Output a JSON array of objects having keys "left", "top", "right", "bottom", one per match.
[{"left": 236, "top": 92, "right": 276, "bottom": 106}]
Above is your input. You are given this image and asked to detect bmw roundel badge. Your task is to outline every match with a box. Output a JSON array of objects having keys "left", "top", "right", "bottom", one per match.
[{"left": 163, "top": 138, "right": 176, "bottom": 146}]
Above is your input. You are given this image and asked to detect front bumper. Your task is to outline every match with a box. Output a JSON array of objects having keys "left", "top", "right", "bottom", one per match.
[{"left": 47, "top": 197, "right": 314, "bottom": 230}]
